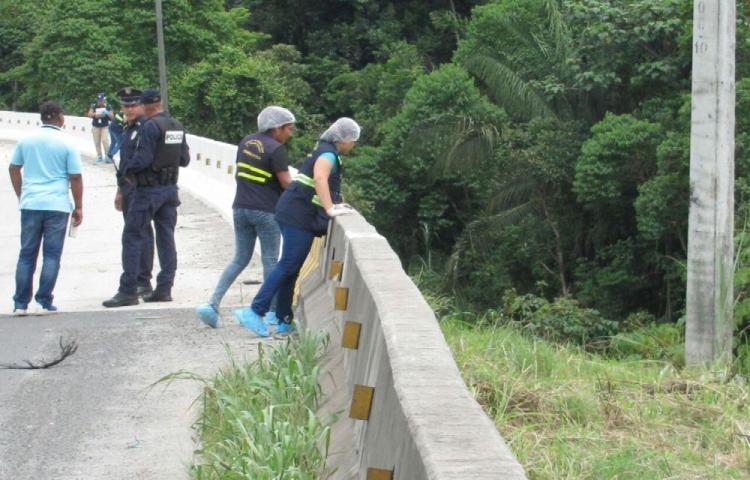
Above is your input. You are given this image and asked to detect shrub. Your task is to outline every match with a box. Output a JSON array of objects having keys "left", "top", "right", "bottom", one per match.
[
  {"left": 528, "top": 297, "right": 618, "bottom": 347},
  {"left": 501, "top": 290, "right": 618, "bottom": 347},
  {"left": 607, "top": 321, "right": 684, "bottom": 366}
]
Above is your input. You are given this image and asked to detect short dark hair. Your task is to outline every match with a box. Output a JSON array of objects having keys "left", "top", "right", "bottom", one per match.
[{"left": 40, "top": 101, "right": 64, "bottom": 123}]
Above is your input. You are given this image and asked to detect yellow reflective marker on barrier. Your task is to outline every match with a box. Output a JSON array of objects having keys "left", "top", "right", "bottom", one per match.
[
  {"left": 367, "top": 468, "right": 393, "bottom": 480},
  {"left": 335, "top": 287, "right": 349, "bottom": 310},
  {"left": 350, "top": 384, "right": 374, "bottom": 420},
  {"left": 205, "top": 158, "right": 210, "bottom": 166},
  {"left": 227, "top": 164, "right": 233, "bottom": 175},
  {"left": 293, "top": 237, "right": 323, "bottom": 304},
  {"left": 342, "top": 321, "right": 361, "bottom": 349},
  {"left": 329, "top": 260, "right": 343, "bottom": 280},
  {"left": 216, "top": 160, "right": 222, "bottom": 169}
]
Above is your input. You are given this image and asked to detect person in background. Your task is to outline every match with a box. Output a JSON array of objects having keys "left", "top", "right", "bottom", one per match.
[
  {"left": 107, "top": 106, "right": 126, "bottom": 162},
  {"left": 233, "top": 118, "right": 360, "bottom": 337},
  {"left": 87, "top": 93, "right": 112, "bottom": 164},
  {"left": 8, "top": 101, "right": 83, "bottom": 315},
  {"left": 195, "top": 106, "right": 295, "bottom": 328},
  {"left": 103, "top": 88, "right": 190, "bottom": 307}
]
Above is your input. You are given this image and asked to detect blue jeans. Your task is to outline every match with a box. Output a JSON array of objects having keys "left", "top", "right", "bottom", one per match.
[
  {"left": 108, "top": 130, "right": 123, "bottom": 158},
  {"left": 251, "top": 221, "right": 314, "bottom": 322},
  {"left": 13, "top": 210, "right": 69, "bottom": 309},
  {"left": 210, "top": 208, "right": 280, "bottom": 308}
]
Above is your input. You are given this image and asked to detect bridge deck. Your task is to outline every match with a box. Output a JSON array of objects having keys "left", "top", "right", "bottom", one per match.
[{"left": 0, "top": 129, "right": 265, "bottom": 479}]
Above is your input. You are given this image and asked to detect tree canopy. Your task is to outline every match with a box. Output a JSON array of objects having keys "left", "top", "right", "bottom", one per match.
[{"left": 2, "top": 0, "right": 750, "bottom": 333}]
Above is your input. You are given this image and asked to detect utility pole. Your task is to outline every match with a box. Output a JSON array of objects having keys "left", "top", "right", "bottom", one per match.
[
  {"left": 686, "top": 0, "right": 736, "bottom": 366},
  {"left": 155, "top": 0, "right": 169, "bottom": 113}
]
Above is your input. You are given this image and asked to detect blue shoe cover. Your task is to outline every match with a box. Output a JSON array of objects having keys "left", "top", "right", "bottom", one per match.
[
  {"left": 264, "top": 311, "right": 279, "bottom": 326},
  {"left": 195, "top": 303, "right": 219, "bottom": 328},
  {"left": 275, "top": 321, "right": 296, "bottom": 335},
  {"left": 234, "top": 308, "right": 269, "bottom": 337}
]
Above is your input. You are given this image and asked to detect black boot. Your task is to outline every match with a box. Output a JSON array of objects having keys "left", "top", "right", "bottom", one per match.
[
  {"left": 137, "top": 284, "right": 154, "bottom": 297},
  {"left": 143, "top": 290, "right": 172, "bottom": 303},
  {"left": 102, "top": 292, "right": 139, "bottom": 308}
]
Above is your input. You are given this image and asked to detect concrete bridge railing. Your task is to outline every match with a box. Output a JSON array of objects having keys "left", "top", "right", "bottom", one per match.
[
  {"left": 297, "top": 214, "right": 526, "bottom": 479},
  {"left": 1, "top": 110, "right": 526, "bottom": 479}
]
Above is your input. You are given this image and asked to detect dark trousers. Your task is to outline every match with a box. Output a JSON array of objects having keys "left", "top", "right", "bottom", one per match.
[
  {"left": 119, "top": 186, "right": 179, "bottom": 295},
  {"left": 121, "top": 186, "right": 154, "bottom": 289},
  {"left": 13, "top": 210, "right": 69, "bottom": 309},
  {"left": 251, "top": 221, "right": 314, "bottom": 322}
]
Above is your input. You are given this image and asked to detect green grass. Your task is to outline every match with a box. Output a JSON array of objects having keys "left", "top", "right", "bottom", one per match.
[
  {"left": 440, "top": 317, "right": 750, "bottom": 479},
  {"left": 189, "top": 330, "right": 335, "bottom": 479}
]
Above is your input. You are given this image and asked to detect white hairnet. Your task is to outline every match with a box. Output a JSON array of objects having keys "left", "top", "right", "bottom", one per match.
[
  {"left": 320, "top": 117, "right": 361, "bottom": 143},
  {"left": 257, "top": 106, "right": 296, "bottom": 132}
]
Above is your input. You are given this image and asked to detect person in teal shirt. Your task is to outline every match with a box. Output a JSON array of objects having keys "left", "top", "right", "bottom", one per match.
[{"left": 8, "top": 101, "right": 84, "bottom": 315}]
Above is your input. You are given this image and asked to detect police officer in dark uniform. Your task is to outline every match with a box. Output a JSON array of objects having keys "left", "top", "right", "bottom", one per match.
[
  {"left": 111, "top": 87, "right": 155, "bottom": 300},
  {"left": 103, "top": 88, "right": 190, "bottom": 307}
]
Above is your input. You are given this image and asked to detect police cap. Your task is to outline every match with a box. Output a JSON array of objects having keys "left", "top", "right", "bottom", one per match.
[
  {"left": 96, "top": 92, "right": 106, "bottom": 101},
  {"left": 140, "top": 88, "right": 161, "bottom": 105},
  {"left": 117, "top": 87, "right": 142, "bottom": 106}
]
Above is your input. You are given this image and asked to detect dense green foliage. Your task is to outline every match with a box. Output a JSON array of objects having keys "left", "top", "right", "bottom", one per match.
[{"left": 2, "top": 0, "right": 750, "bottom": 335}]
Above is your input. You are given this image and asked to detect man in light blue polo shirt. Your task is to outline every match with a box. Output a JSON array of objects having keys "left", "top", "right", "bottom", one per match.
[{"left": 8, "top": 101, "right": 83, "bottom": 315}]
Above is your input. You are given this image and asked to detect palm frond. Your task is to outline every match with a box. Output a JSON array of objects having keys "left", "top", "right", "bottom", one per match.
[
  {"left": 463, "top": 54, "right": 558, "bottom": 121},
  {"left": 447, "top": 201, "right": 536, "bottom": 279},
  {"left": 487, "top": 180, "right": 536, "bottom": 213},
  {"left": 493, "top": 13, "right": 538, "bottom": 53},
  {"left": 470, "top": 201, "right": 537, "bottom": 234},
  {"left": 435, "top": 122, "right": 499, "bottom": 174},
  {"left": 541, "top": 0, "right": 572, "bottom": 59},
  {"left": 405, "top": 115, "right": 499, "bottom": 175}
]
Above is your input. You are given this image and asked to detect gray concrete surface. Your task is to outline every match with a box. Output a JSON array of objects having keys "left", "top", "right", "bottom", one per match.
[
  {"left": 0, "top": 308, "right": 261, "bottom": 479},
  {"left": 0, "top": 129, "right": 268, "bottom": 479}
]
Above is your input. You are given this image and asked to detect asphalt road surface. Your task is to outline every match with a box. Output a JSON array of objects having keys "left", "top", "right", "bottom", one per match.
[{"left": 0, "top": 140, "right": 269, "bottom": 479}]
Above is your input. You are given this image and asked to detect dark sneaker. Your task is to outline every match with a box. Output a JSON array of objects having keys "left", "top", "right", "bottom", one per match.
[
  {"left": 137, "top": 285, "right": 154, "bottom": 297},
  {"left": 143, "top": 291, "right": 172, "bottom": 303},
  {"left": 102, "top": 292, "right": 139, "bottom": 308}
]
